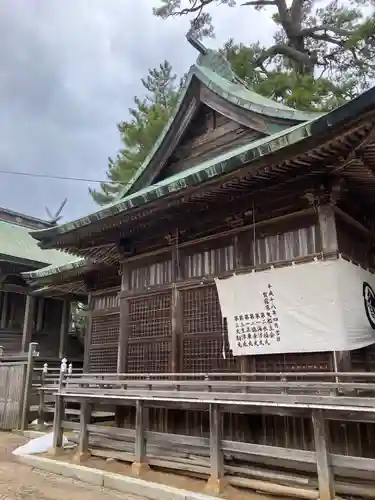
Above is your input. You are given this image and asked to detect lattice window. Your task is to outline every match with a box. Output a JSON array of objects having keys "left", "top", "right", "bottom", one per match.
[
  {"left": 91, "top": 314, "right": 119, "bottom": 345},
  {"left": 183, "top": 286, "right": 223, "bottom": 335},
  {"left": 129, "top": 293, "right": 172, "bottom": 340},
  {"left": 182, "top": 286, "right": 236, "bottom": 372},
  {"left": 89, "top": 313, "right": 119, "bottom": 372},
  {"left": 182, "top": 336, "right": 236, "bottom": 372},
  {"left": 255, "top": 352, "right": 332, "bottom": 372},
  {"left": 128, "top": 340, "right": 171, "bottom": 373},
  {"left": 89, "top": 344, "right": 118, "bottom": 372}
]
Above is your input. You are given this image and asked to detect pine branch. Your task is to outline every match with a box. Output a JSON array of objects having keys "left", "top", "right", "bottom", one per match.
[
  {"left": 174, "top": 0, "right": 214, "bottom": 16},
  {"left": 299, "top": 25, "right": 352, "bottom": 37},
  {"left": 241, "top": 1, "right": 276, "bottom": 5},
  {"left": 253, "top": 43, "right": 315, "bottom": 69}
]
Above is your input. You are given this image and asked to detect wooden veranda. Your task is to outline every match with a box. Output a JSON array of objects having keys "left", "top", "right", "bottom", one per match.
[{"left": 47, "top": 369, "right": 375, "bottom": 500}]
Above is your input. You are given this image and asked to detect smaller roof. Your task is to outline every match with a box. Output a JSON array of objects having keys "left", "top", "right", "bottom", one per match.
[
  {"left": 0, "top": 219, "right": 75, "bottom": 267},
  {"left": 22, "top": 256, "right": 88, "bottom": 280}
]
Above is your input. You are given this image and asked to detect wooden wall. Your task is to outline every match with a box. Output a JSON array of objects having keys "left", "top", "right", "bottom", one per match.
[
  {"left": 158, "top": 105, "right": 262, "bottom": 181},
  {"left": 111, "top": 209, "right": 332, "bottom": 372},
  {"left": 86, "top": 202, "right": 375, "bottom": 375}
]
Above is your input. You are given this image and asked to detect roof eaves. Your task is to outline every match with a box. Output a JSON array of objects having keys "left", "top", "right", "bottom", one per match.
[
  {"left": 116, "top": 62, "right": 317, "bottom": 201},
  {"left": 30, "top": 119, "right": 313, "bottom": 244},
  {"left": 22, "top": 257, "right": 88, "bottom": 281},
  {"left": 196, "top": 66, "right": 319, "bottom": 123}
]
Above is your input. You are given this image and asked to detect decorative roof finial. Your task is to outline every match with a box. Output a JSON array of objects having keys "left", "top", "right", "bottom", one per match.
[{"left": 186, "top": 32, "right": 208, "bottom": 55}]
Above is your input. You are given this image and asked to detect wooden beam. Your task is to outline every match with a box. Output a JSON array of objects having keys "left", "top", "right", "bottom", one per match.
[
  {"left": 317, "top": 204, "right": 338, "bottom": 255},
  {"left": 74, "top": 401, "right": 91, "bottom": 463},
  {"left": 59, "top": 299, "right": 70, "bottom": 359},
  {"left": 83, "top": 294, "right": 92, "bottom": 372},
  {"left": 171, "top": 285, "right": 182, "bottom": 373},
  {"left": 117, "top": 266, "right": 130, "bottom": 373},
  {"left": 20, "top": 342, "right": 38, "bottom": 431},
  {"left": 36, "top": 298, "right": 45, "bottom": 333},
  {"left": 318, "top": 204, "right": 351, "bottom": 372},
  {"left": 0, "top": 291, "right": 7, "bottom": 328},
  {"left": 21, "top": 294, "right": 35, "bottom": 352},
  {"left": 131, "top": 400, "right": 149, "bottom": 476},
  {"left": 50, "top": 365, "right": 66, "bottom": 456},
  {"left": 312, "top": 410, "right": 335, "bottom": 500},
  {"left": 205, "top": 404, "right": 226, "bottom": 494}
]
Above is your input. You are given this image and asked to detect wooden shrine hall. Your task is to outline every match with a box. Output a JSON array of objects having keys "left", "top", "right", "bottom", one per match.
[
  {"left": 25, "top": 35, "right": 375, "bottom": 498},
  {"left": 0, "top": 207, "right": 83, "bottom": 361}
]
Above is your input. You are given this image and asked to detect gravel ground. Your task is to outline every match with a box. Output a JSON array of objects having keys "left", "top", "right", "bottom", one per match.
[{"left": 0, "top": 432, "right": 145, "bottom": 500}]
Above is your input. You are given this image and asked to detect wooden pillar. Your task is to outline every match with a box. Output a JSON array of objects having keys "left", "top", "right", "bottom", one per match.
[
  {"left": 83, "top": 294, "right": 92, "bottom": 372},
  {"left": 1, "top": 291, "right": 8, "bottom": 329},
  {"left": 131, "top": 400, "right": 149, "bottom": 476},
  {"left": 205, "top": 404, "right": 226, "bottom": 494},
  {"left": 59, "top": 299, "right": 70, "bottom": 359},
  {"left": 312, "top": 410, "right": 335, "bottom": 500},
  {"left": 50, "top": 360, "right": 66, "bottom": 456},
  {"left": 36, "top": 298, "right": 45, "bottom": 333},
  {"left": 117, "top": 265, "right": 130, "bottom": 374},
  {"left": 20, "top": 342, "right": 38, "bottom": 431},
  {"left": 171, "top": 244, "right": 182, "bottom": 373},
  {"left": 21, "top": 294, "right": 35, "bottom": 352},
  {"left": 318, "top": 204, "right": 338, "bottom": 255},
  {"left": 234, "top": 233, "right": 253, "bottom": 375},
  {"left": 73, "top": 401, "right": 91, "bottom": 463},
  {"left": 9, "top": 295, "right": 16, "bottom": 328},
  {"left": 171, "top": 286, "right": 182, "bottom": 373},
  {"left": 318, "top": 203, "right": 351, "bottom": 373}
]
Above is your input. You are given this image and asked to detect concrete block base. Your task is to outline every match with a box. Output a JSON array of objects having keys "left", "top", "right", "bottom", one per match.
[
  {"left": 47, "top": 447, "right": 64, "bottom": 457},
  {"left": 16, "top": 454, "right": 219, "bottom": 500},
  {"left": 72, "top": 451, "right": 91, "bottom": 464},
  {"left": 204, "top": 476, "right": 227, "bottom": 495},
  {"left": 131, "top": 461, "right": 150, "bottom": 477}
]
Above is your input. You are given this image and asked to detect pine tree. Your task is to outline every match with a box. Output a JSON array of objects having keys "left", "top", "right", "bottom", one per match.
[{"left": 90, "top": 61, "right": 184, "bottom": 205}]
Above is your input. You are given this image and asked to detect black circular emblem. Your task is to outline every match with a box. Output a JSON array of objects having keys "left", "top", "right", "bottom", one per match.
[{"left": 363, "top": 282, "right": 375, "bottom": 329}]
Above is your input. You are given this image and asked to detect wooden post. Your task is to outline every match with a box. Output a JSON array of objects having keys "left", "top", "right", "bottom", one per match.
[
  {"left": 50, "top": 358, "right": 67, "bottom": 456},
  {"left": 205, "top": 404, "right": 226, "bottom": 494},
  {"left": 318, "top": 203, "right": 351, "bottom": 374},
  {"left": 171, "top": 243, "right": 182, "bottom": 373},
  {"left": 59, "top": 299, "right": 70, "bottom": 359},
  {"left": 73, "top": 401, "right": 91, "bottom": 463},
  {"left": 117, "top": 264, "right": 131, "bottom": 374},
  {"left": 1, "top": 291, "right": 8, "bottom": 328},
  {"left": 83, "top": 294, "right": 92, "bottom": 372},
  {"left": 20, "top": 342, "right": 38, "bottom": 431},
  {"left": 36, "top": 298, "right": 45, "bottom": 333},
  {"left": 0, "top": 345, "right": 3, "bottom": 357},
  {"left": 171, "top": 285, "right": 182, "bottom": 373},
  {"left": 117, "top": 298, "right": 130, "bottom": 373},
  {"left": 37, "top": 363, "right": 48, "bottom": 430},
  {"left": 21, "top": 294, "right": 35, "bottom": 352},
  {"left": 312, "top": 410, "right": 335, "bottom": 500},
  {"left": 131, "top": 399, "right": 149, "bottom": 476}
]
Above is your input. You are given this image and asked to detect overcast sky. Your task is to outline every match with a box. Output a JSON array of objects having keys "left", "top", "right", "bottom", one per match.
[{"left": 0, "top": 0, "right": 274, "bottom": 222}]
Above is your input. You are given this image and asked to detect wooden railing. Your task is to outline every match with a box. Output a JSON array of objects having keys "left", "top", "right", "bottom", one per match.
[{"left": 45, "top": 369, "right": 375, "bottom": 500}]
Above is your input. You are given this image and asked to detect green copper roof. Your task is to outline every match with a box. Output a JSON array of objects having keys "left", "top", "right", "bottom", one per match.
[
  {"left": 117, "top": 44, "right": 318, "bottom": 199},
  {"left": 22, "top": 256, "right": 87, "bottom": 280},
  {"left": 0, "top": 219, "right": 74, "bottom": 267},
  {"left": 30, "top": 118, "right": 314, "bottom": 244},
  {"left": 29, "top": 52, "right": 375, "bottom": 249}
]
